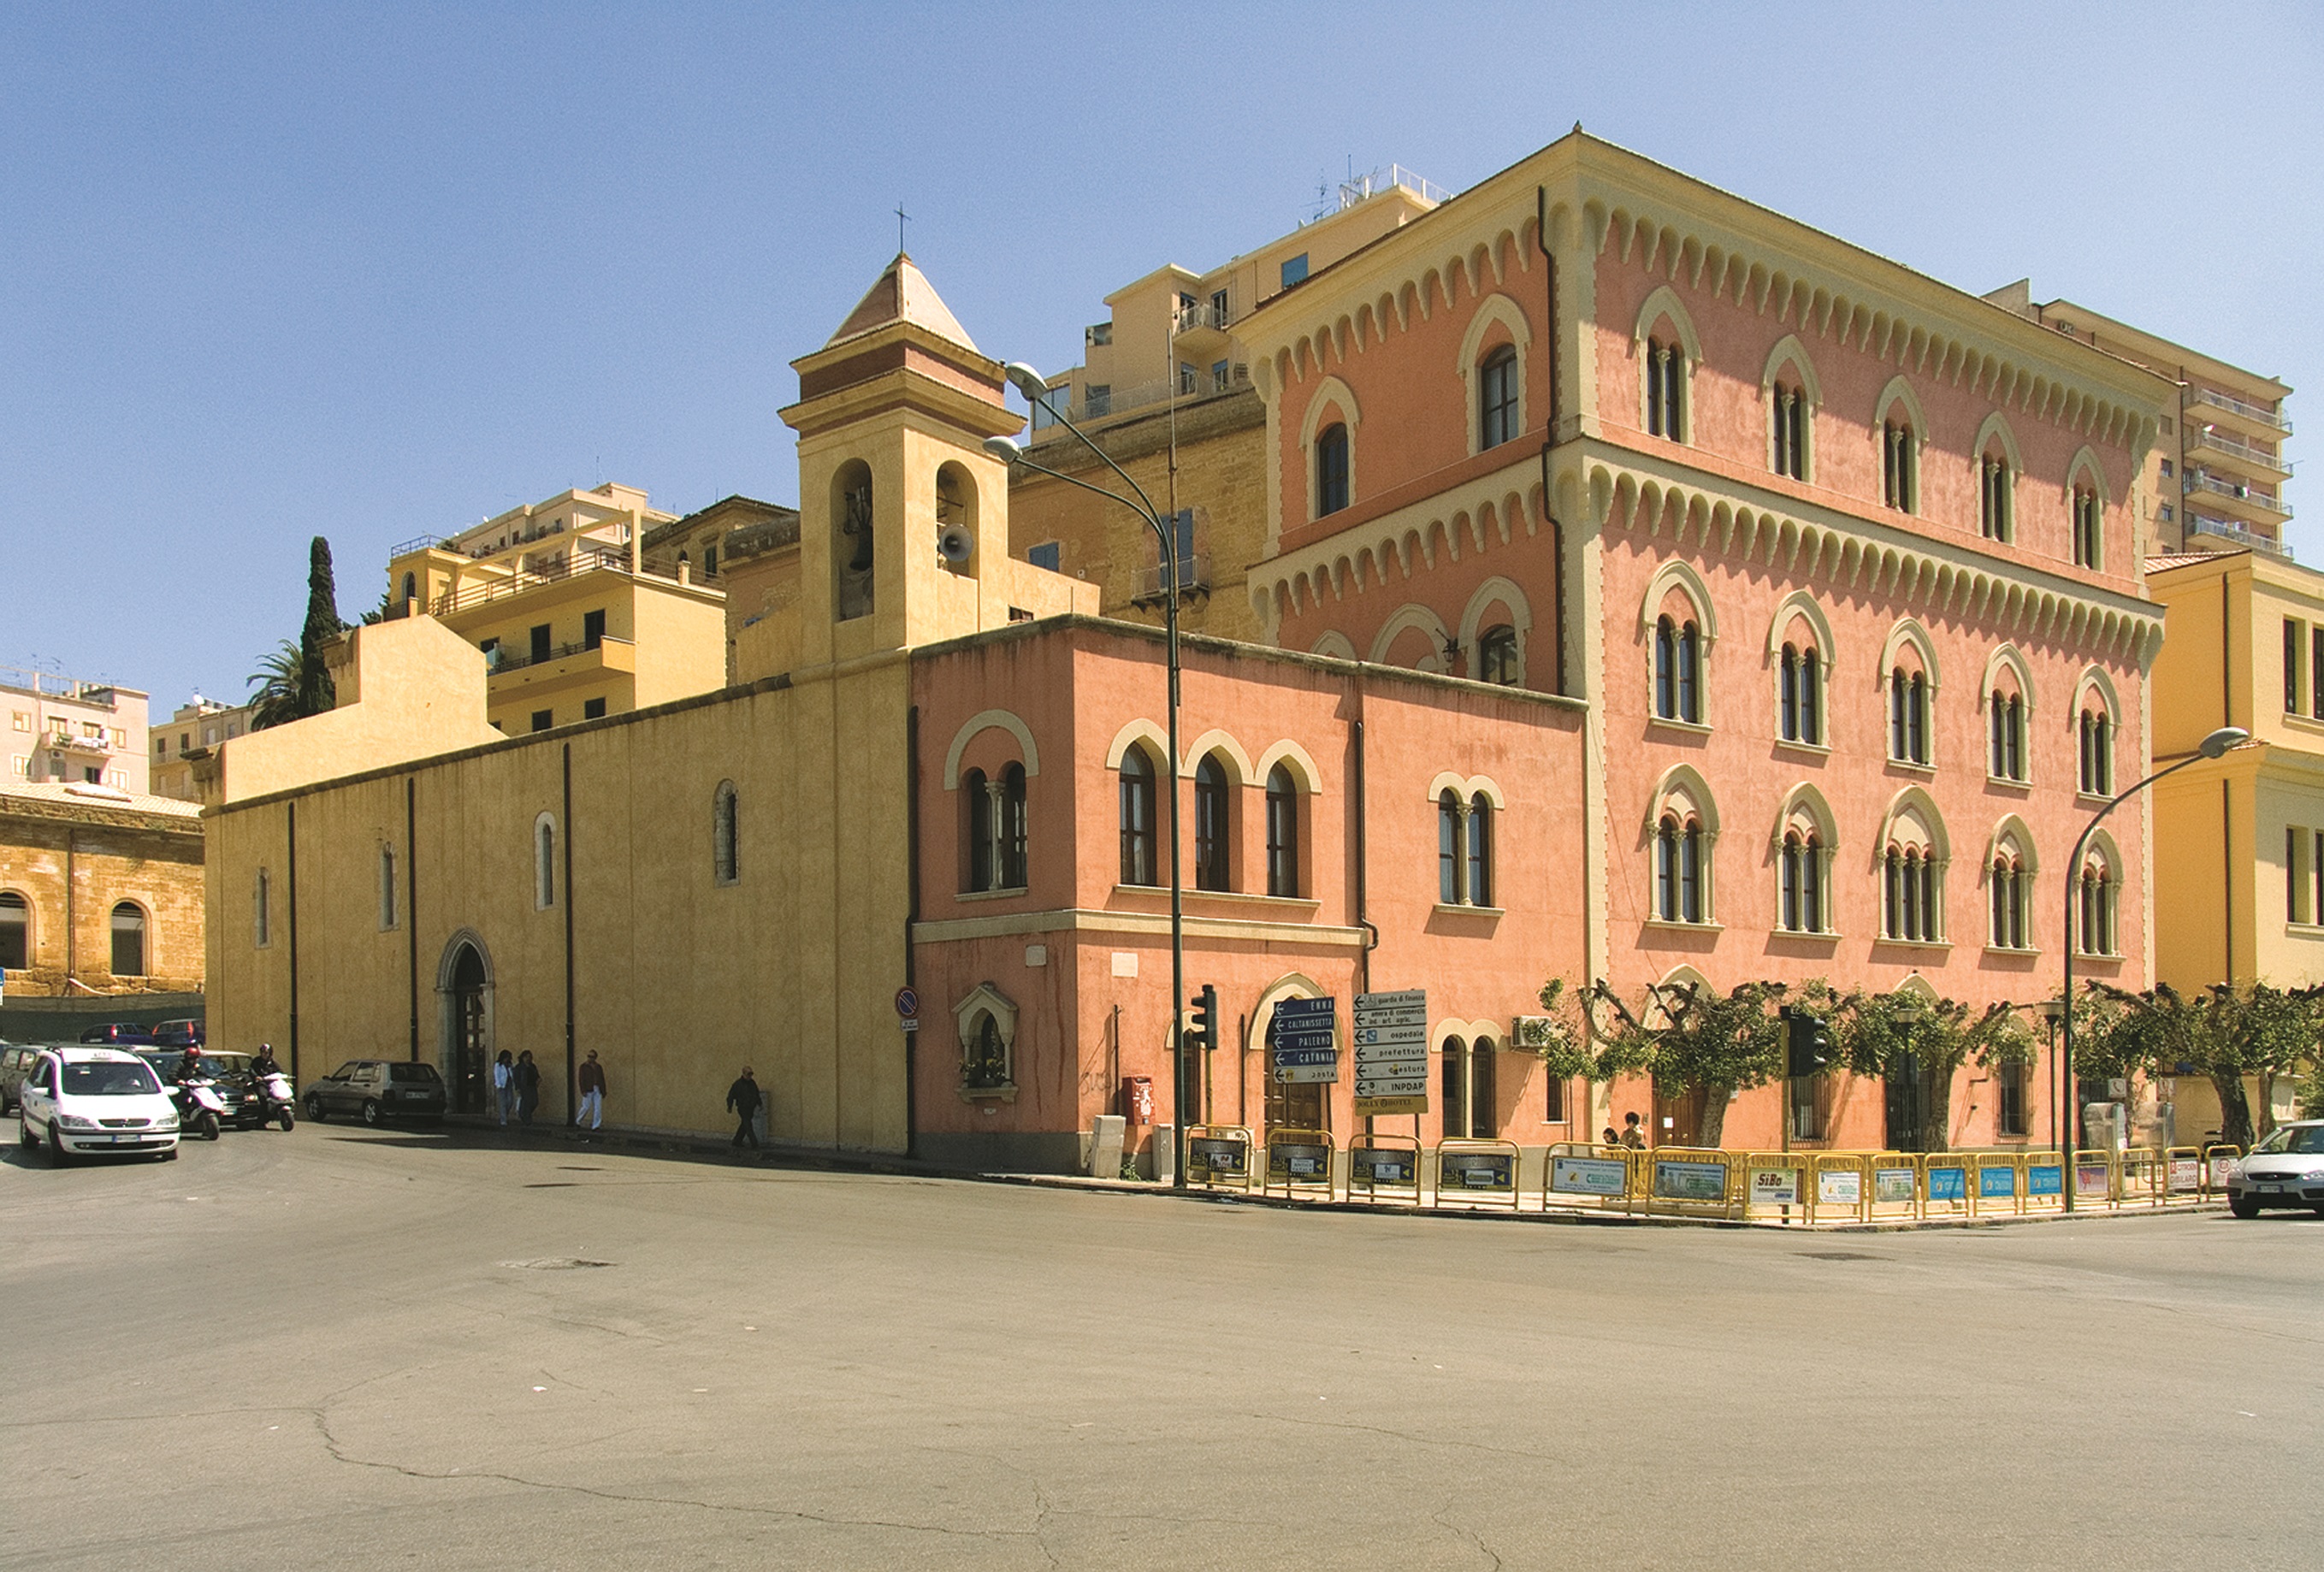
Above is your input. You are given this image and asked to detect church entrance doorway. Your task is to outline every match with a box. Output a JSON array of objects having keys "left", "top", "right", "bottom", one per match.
[{"left": 441, "top": 938, "right": 492, "bottom": 1117}]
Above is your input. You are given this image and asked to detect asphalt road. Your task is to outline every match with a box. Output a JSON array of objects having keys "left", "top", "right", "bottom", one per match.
[{"left": 3, "top": 1122, "right": 2319, "bottom": 1571}]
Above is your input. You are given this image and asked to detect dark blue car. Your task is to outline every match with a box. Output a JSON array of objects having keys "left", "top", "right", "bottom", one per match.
[{"left": 78, "top": 1023, "right": 156, "bottom": 1047}]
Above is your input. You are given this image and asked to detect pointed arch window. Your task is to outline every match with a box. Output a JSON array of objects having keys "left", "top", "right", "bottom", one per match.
[
  {"left": 1771, "top": 380, "right": 1807, "bottom": 480},
  {"left": 1467, "top": 793, "right": 1493, "bottom": 908},
  {"left": 1439, "top": 789, "right": 1462, "bottom": 904},
  {"left": 1779, "top": 830, "right": 1826, "bottom": 935},
  {"left": 2077, "top": 854, "right": 2118, "bottom": 956},
  {"left": 1479, "top": 346, "right": 1519, "bottom": 450},
  {"left": 1654, "top": 813, "right": 1707, "bottom": 925},
  {"left": 534, "top": 813, "right": 558, "bottom": 910},
  {"left": 1265, "top": 765, "right": 1299, "bottom": 897},
  {"left": 1654, "top": 616, "right": 1702, "bottom": 723},
  {"left": 1646, "top": 336, "right": 1687, "bottom": 440},
  {"left": 1119, "top": 748, "right": 1158, "bottom": 886},
  {"left": 1882, "top": 844, "right": 1940, "bottom": 943},
  {"left": 1882, "top": 417, "right": 1919, "bottom": 512},
  {"left": 1314, "top": 423, "right": 1350, "bottom": 517},
  {"left": 1477, "top": 623, "right": 1520, "bottom": 686},
  {"left": 1194, "top": 753, "right": 1232, "bottom": 892},
  {"left": 1979, "top": 449, "right": 2014, "bottom": 541},
  {"left": 713, "top": 781, "right": 740, "bottom": 886},
  {"left": 1990, "top": 692, "right": 2025, "bottom": 782},
  {"left": 1778, "top": 642, "right": 1822, "bottom": 745},
  {"left": 1990, "top": 846, "right": 2030, "bottom": 950},
  {"left": 1889, "top": 669, "right": 1930, "bottom": 765},
  {"left": 2072, "top": 484, "right": 2102, "bottom": 569},
  {"left": 2078, "top": 706, "right": 2114, "bottom": 796}
]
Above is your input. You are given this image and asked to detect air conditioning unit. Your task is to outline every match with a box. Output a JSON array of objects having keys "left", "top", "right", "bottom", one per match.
[{"left": 1511, "top": 1014, "right": 1556, "bottom": 1049}]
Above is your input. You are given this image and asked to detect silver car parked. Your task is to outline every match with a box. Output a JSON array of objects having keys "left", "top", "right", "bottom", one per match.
[{"left": 2228, "top": 1120, "right": 2324, "bottom": 1218}]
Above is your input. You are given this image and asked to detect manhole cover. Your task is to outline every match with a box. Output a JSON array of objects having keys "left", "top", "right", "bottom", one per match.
[
  {"left": 500, "top": 1257, "right": 614, "bottom": 1270},
  {"left": 1796, "top": 1250, "right": 1883, "bottom": 1262}
]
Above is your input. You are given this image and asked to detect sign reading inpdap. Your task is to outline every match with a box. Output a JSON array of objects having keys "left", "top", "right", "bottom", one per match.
[{"left": 1353, "top": 990, "right": 1428, "bottom": 1116}]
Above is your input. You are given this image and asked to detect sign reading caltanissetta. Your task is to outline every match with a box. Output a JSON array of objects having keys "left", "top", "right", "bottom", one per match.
[
  {"left": 1269, "top": 996, "right": 1339, "bottom": 1084},
  {"left": 1353, "top": 989, "right": 1428, "bottom": 1115}
]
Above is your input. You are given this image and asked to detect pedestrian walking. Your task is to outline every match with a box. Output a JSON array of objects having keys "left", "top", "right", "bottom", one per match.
[
  {"left": 577, "top": 1049, "right": 606, "bottom": 1134},
  {"left": 515, "top": 1049, "right": 541, "bottom": 1126},
  {"left": 494, "top": 1050, "right": 514, "bottom": 1126},
  {"left": 1619, "top": 1112, "right": 1647, "bottom": 1149},
  {"left": 726, "top": 1066, "right": 762, "bottom": 1152},
  {"left": 1601, "top": 1126, "right": 1622, "bottom": 1149}
]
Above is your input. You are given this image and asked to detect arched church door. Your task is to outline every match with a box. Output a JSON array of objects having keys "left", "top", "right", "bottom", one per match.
[{"left": 448, "top": 943, "right": 489, "bottom": 1116}]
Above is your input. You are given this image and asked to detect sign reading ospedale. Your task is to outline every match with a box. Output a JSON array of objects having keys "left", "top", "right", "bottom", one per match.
[{"left": 1352, "top": 989, "right": 1428, "bottom": 1116}]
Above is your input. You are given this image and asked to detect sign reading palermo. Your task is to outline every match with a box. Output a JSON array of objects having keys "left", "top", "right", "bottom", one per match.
[
  {"left": 1352, "top": 990, "right": 1428, "bottom": 1116},
  {"left": 1268, "top": 996, "right": 1339, "bottom": 1084}
]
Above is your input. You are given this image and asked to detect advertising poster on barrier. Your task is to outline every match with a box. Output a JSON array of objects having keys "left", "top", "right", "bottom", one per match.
[
  {"left": 2076, "top": 1162, "right": 2110, "bottom": 1197},
  {"left": 1978, "top": 1166, "right": 2017, "bottom": 1199},
  {"left": 2167, "top": 1157, "right": 2199, "bottom": 1193},
  {"left": 1874, "top": 1167, "right": 1917, "bottom": 1204},
  {"left": 1818, "top": 1169, "right": 1862, "bottom": 1208},
  {"left": 1551, "top": 1155, "right": 1628, "bottom": 1197},
  {"left": 1191, "top": 1137, "right": 1248, "bottom": 1179},
  {"left": 1926, "top": 1165, "right": 1967, "bottom": 1202},
  {"left": 2209, "top": 1155, "right": 2238, "bottom": 1189},
  {"left": 1351, "top": 1147, "right": 1416, "bottom": 1186},
  {"left": 1747, "top": 1167, "right": 1801, "bottom": 1207},
  {"left": 1268, "top": 1142, "right": 1330, "bottom": 1180},
  {"left": 2026, "top": 1163, "right": 2063, "bottom": 1197},
  {"left": 1440, "top": 1152, "right": 1514, "bottom": 1191},
  {"left": 1653, "top": 1160, "right": 1727, "bottom": 1201}
]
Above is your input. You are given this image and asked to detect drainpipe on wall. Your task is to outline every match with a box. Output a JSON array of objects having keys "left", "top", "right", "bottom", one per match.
[
  {"left": 561, "top": 743, "right": 576, "bottom": 1125},
  {"left": 287, "top": 801, "right": 300, "bottom": 1084},
  {"left": 904, "top": 704, "right": 920, "bottom": 1159},
  {"left": 62, "top": 825, "right": 76, "bottom": 984},
  {"left": 1536, "top": 184, "right": 1568, "bottom": 699},
  {"left": 405, "top": 777, "right": 419, "bottom": 1062}
]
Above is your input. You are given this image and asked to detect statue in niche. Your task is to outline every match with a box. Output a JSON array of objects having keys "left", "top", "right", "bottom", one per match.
[{"left": 837, "top": 476, "right": 875, "bottom": 621}]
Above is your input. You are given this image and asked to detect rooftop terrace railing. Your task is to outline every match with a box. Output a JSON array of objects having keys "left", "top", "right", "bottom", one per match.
[
  {"left": 429, "top": 546, "right": 666, "bottom": 618},
  {"left": 2189, "top": 385, "right": 2292, "bottom": 434},
  {"left": 2189, "top": 513, "right": 2293, "bottom": 558}
]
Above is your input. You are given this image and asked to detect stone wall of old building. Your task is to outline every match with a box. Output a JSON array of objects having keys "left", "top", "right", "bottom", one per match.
[{"left": 0, "top": 785, "right": 204, "bottom": 996}]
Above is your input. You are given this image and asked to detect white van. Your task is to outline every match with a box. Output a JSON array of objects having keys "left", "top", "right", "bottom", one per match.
[{"left": 15, "top": 1047, "right": 180, "bottom": 1162}]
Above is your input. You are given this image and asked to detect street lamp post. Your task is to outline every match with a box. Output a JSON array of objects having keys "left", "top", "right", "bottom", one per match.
[
  {"left": 985, "top": 366, "right": 1189, "bottom": 1191},
  {"left": 2058, "top": 724, "right": 2247, "bottom": 1212}
]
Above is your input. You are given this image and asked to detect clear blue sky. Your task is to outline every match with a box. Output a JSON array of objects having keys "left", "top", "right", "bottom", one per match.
[{"left": 4, "top": 2, "right": 2317, "bottom": 709}]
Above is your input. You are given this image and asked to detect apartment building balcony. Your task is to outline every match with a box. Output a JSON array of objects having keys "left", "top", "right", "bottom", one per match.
[
  {"left": 1171, "top": 299, "right": 1233, "bottom": 353},
  {"left": 44, "top": 730, "right": 110, "bottom": 757},
  {"left": 2189, "top": 513, "right": 2293, "bottom": 558},
  {"left": 2185, "top": 469, "right": 2292, "bottom": 526},
  {"left": 485, "top": 635, "right": 636, "bottom": 699},
  {"left": 2187, "top": 385, "right": 2292, "bottom": 440},
  {"left": 430, "top": 546, "right": 648, "bottom": 618},
  {"left": 2189, "top": 423, "right": 2291, "bottom": 480}
]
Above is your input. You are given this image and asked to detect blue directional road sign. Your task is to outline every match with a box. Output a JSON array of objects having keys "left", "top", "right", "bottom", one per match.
[
  {"left": 1272, "top": 1047, "right": 1340, "bottom": 1067},
  {"left": 1272, "top": 996, "right": 1336, "bottom": 1019},
  {"left": 1270, "top": 1030, "right": 1339, "bottom": 1053}
]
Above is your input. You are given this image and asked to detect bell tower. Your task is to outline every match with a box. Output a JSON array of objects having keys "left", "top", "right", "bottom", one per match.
[{"left": 780, "top": 254, "right": 1025, "bottom": 668}]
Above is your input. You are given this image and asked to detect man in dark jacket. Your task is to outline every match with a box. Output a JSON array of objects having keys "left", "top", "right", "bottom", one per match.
[
  {"left": 726, "top": 1067, "right": 761, "bottom": 1151},
  {"left": 514, "top": 1050, "right": 541, "bottom": 1126},
  {"left": 577, "top": 1049, "right": 606, "bottom": 1134}
]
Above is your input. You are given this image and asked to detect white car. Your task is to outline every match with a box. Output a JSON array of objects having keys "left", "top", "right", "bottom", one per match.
[
  {"left": 2228, "top": 1119, "right": 2324, "bottom": 1218},
  {"left": 15, "top": 1047, "right": 180, "bottom": 1163}
]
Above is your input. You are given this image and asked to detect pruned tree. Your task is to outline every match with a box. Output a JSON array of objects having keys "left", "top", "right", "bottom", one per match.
[
  {"left": 2083, "top": 981, "right": 2324, "bottom": 1149},
  {"left": 1795, "top": 983, "right": 2034, "bottom": 1153},
  {"left": 1567, "top": 977, "right": 1787, "bottom": 1149}
]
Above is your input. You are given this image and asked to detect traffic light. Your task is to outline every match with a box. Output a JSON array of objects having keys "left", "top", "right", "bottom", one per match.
[
  {"left": 1785, "top": 1009, "right": 1831, "bottom": 1079},
  {"left": 1189, "top": 984, "right": 1219, "bottom": 1054}
]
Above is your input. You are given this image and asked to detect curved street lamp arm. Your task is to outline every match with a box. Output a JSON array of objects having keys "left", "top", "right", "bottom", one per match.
[
  {"left": 1001, "top": 451, "right": 1168, "bottom": 551},
  {"left": 1029, "top": 403, "right": 1169, "bottom": 533}
]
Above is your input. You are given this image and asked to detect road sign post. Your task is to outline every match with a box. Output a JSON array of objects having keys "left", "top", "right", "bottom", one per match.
[{"left": 1353, "top": 990, "right": 1428, "bottom": 1118}]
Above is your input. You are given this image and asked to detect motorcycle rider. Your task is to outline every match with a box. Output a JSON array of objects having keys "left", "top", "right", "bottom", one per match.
[
  {"left": 177, "top": 1043, "right": 207, "bottom": 1084},
  {"left": 250, "top": 1043, "right": 281, "bottom": 1080}
]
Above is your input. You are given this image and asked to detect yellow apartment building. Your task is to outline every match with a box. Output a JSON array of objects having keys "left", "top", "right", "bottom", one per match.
[
  {"left": 383, "top": 482, "right": 727, "bottom": 734},
  {"left": 1989, "top": 282, "right": 2293, "bottom": 560},
  {"left": 149, "top": 695, "right": 253, "bottom": 802},
  {"left": 2148, "top": 547, "right": 2323, "bottom": 1131},
  {"left": 1006, "top": 168, "right": 1449, "bottom": 645}
]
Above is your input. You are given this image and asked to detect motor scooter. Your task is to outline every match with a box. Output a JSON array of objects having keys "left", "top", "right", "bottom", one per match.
[
  {"left": 252, "top": 1070, "right": 296, "bottom": 1132},
  {"left": 171, "top": 1078, "right": 227, "bottom": 1141}
]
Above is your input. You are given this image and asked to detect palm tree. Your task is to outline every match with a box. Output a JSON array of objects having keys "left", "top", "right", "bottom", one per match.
[{"left": 245, "top": 640, "right": 307, "bottom": 731}]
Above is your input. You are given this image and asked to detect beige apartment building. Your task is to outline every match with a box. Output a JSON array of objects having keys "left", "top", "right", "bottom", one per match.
[
  {"left": 1008, "top": 168, "right": 1450, "bottom": 643},
  {"left": 3, "top": 665, "right": 149, "bottom": 795},
  {"left": 383, "top": 482, "right": 727, "bottom": 734},
  {"left": 149, "top": 695, "right": 254, "bottom": 802},
  {"left": 1987, "top": 282, "right": 2294, "bottom": 560}
]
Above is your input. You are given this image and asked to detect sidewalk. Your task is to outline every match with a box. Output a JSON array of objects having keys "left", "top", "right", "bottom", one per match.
[{"left": 437, "top": 1116, "right": 2222, "bottom": 1232}]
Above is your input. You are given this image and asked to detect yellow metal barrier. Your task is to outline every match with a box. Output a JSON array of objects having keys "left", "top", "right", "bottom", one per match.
[
  {"left": 1807, "top": 1153, "right": 1872, "bottom": 1224},
  {"left": 1866, "top": 1153, "right": 1924, "bottom": 1220},
  {"left": 1347, "top": 1133, "right": 1422, "bottom": 1204},
  {"left": 2072, "top": 1149, "right": 2119, "bottom": 1209},
  {"left": 1185, "top": 1124, "right": 1255, "bottom": 1192},
  {"left": 2162, "top": 1146, "right": 2203, "bottom": 1203},
  {"left": 2202, "top": 1144, "right": 2244, "bottom": 1198},
  {"left": 1263, "top": 1128, "right": 1336, "bottom": 1202},
  {"left": 2022, "top": 1151, "right": 2067, "bottom": 1210},
  {"left": 1433, "top": 1139, "right": 1523, "bottom": 1210},
  {"left": 1646, "top": 1147, "right": 1739, "bottom": 1219},
  {"left": 1972, "top": 1151, "right": 2025, "bottom": 1216},
  {"left": 1922, "top": 1154, "right": 1974, "bottom": 1218},
  {"left": 1742, "top": 1154, "right": 1813, "bottom": 1224},
  {"left": 2119, "top": 1147, "right": 2164, "bottom": 1208},
  {"left": 1541, "top": 1143, "right": 1635, "bottom": 1213}
]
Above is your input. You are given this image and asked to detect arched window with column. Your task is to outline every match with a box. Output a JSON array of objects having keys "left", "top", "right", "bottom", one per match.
[
  {"left": 1878, "top": 795, "right": 1947, "bottom": 944},
  {"left": 1194, "top": 753, "right": 1233, "bottom": 892},
  {"left": 2077, "top": 841, "right": 2120, "bottom": 957},
  {"left": 2076, "top": 675, "right": 2118, "bottom": 797},
  {"left": 1768, "top": 594, "right": 1834, "bottom": 749},
  {"left": 1773, "top": 787, "right": 1835, "bottom": 937},
  {"left": 1000, "top": 763, "right": 1027, "bottom": 889}
]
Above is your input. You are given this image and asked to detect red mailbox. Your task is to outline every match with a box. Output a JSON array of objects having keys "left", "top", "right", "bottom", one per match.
[{"left": 1121, "top": 1075, "right": 1154, "bottom": 1126}]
